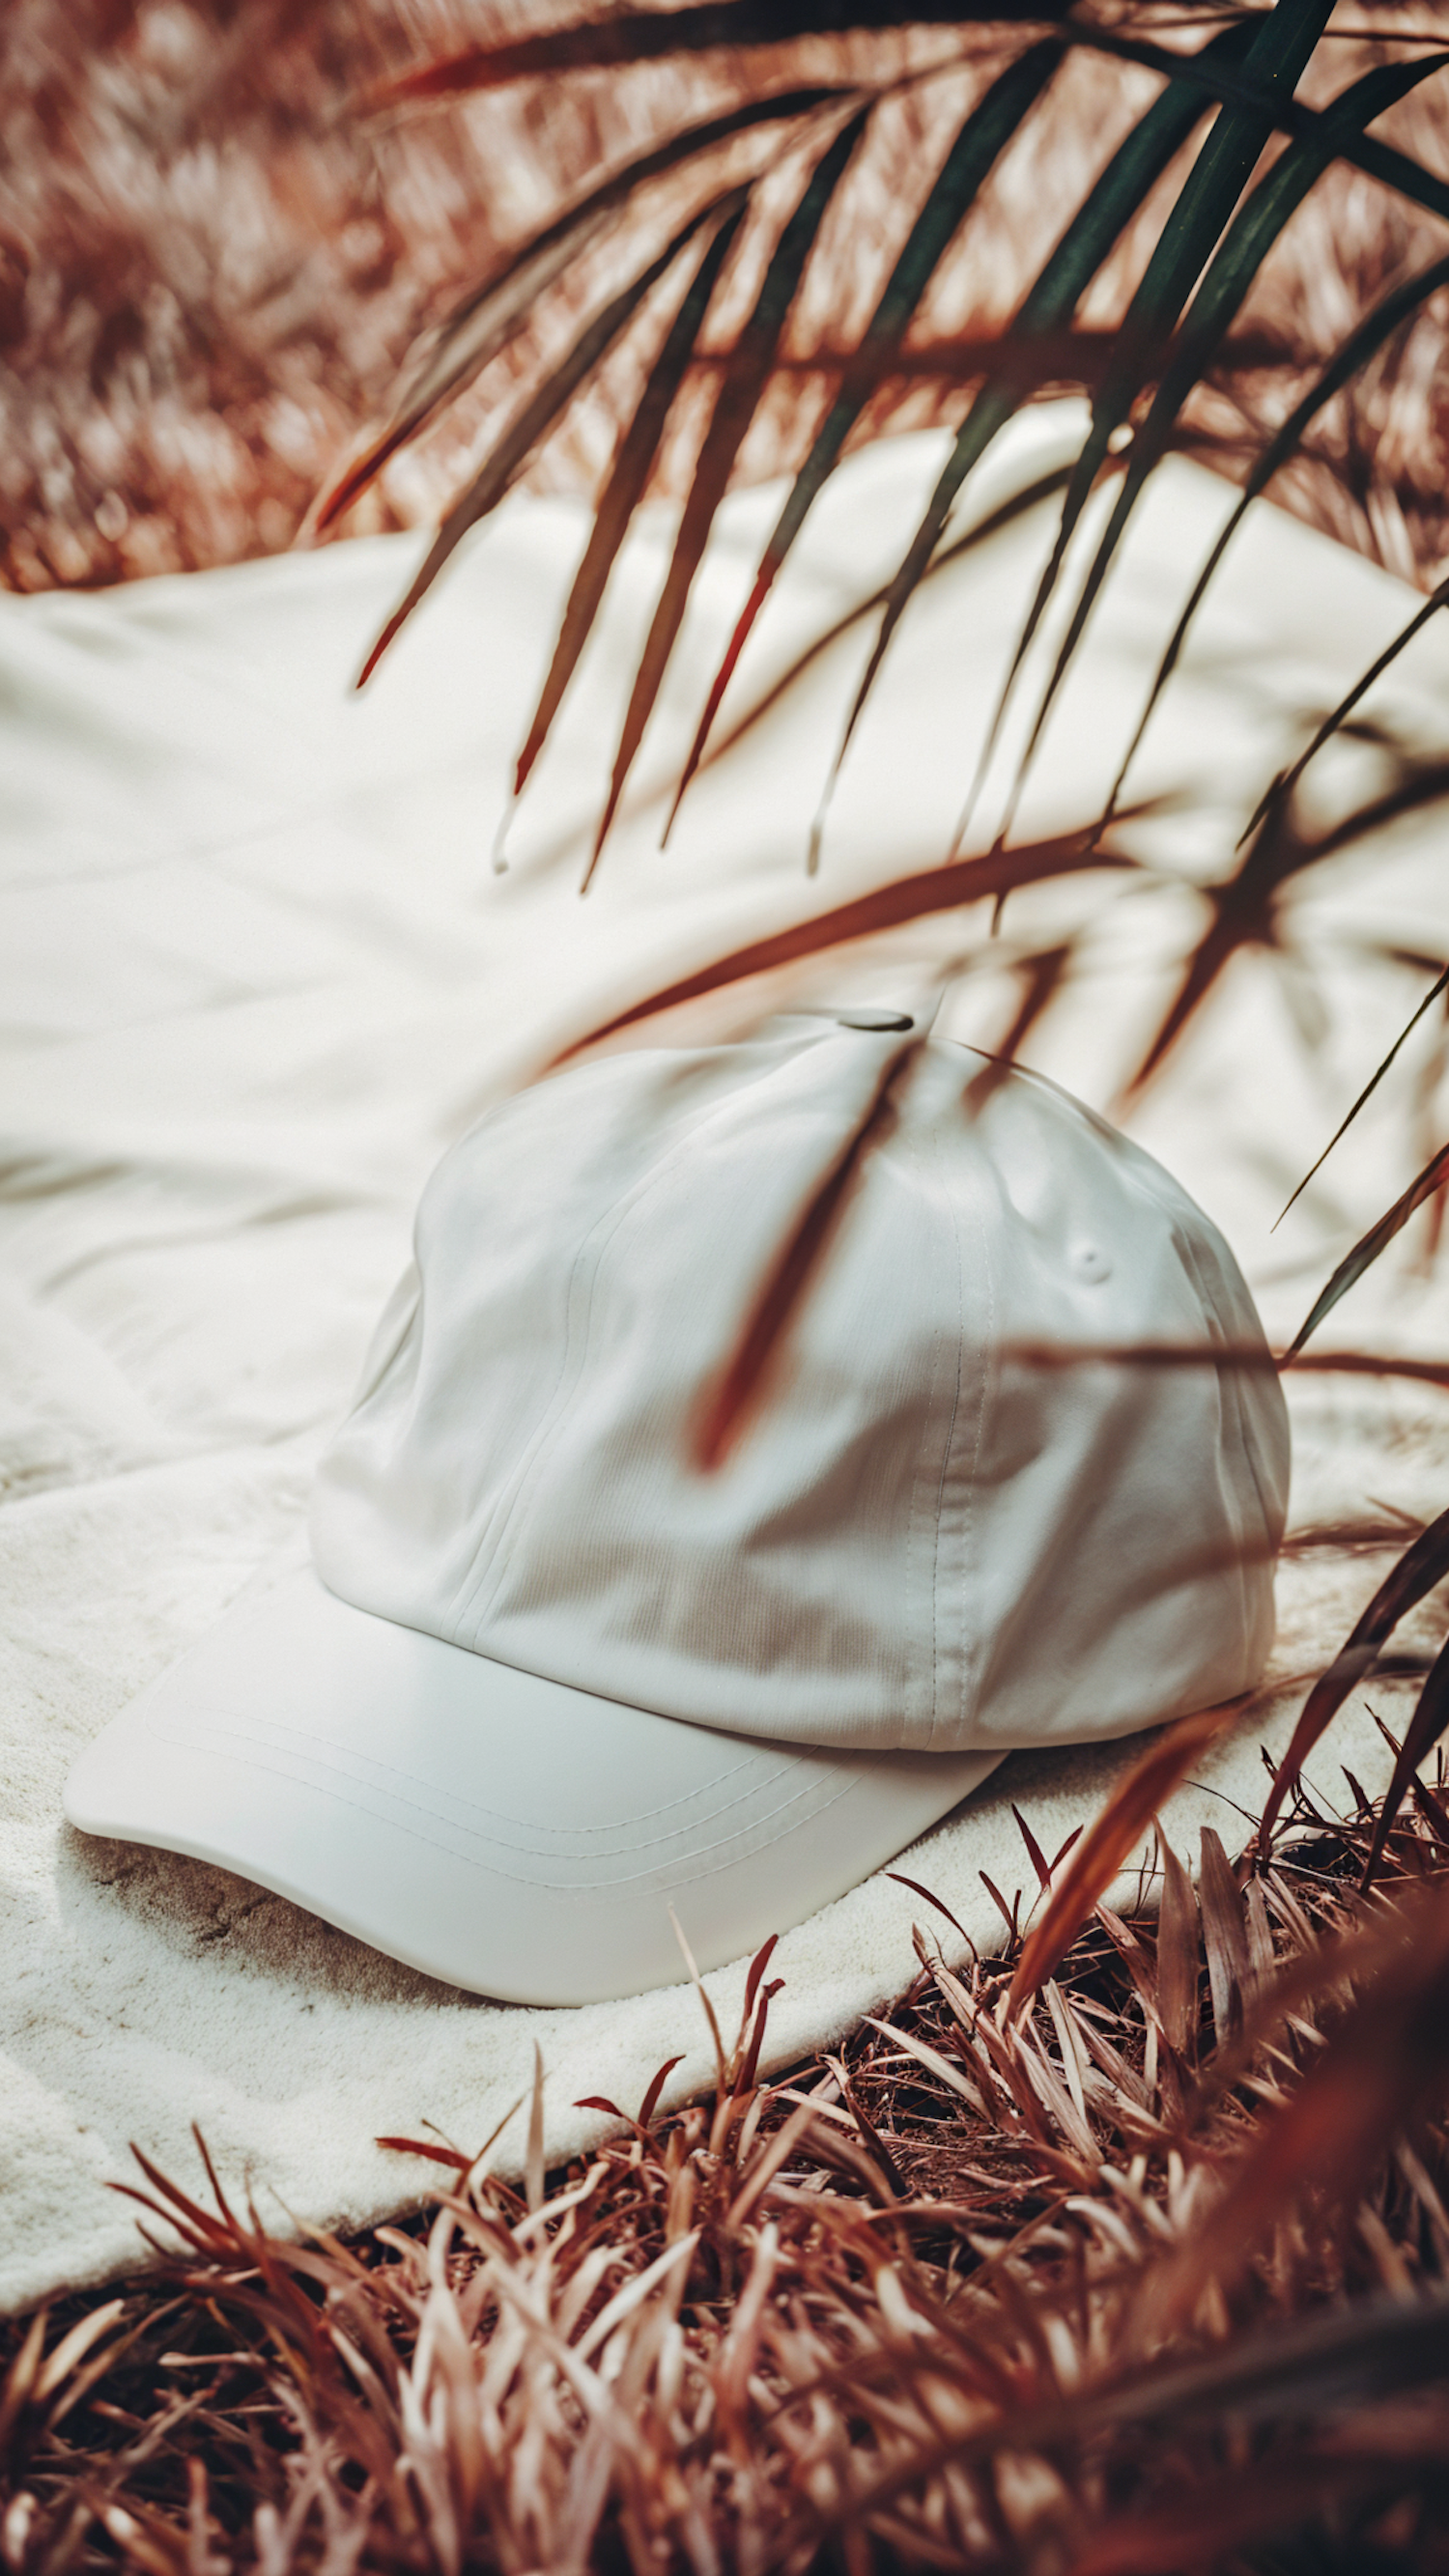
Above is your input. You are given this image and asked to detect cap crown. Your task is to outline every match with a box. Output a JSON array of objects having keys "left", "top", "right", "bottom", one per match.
[{"left": 312, "top": 1025, "right": 1288, "bottom": 1751}]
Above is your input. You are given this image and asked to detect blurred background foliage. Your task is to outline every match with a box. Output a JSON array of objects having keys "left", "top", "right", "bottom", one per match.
[{"left": 2, "top": 0, "right": 1447, "bottom": 603}]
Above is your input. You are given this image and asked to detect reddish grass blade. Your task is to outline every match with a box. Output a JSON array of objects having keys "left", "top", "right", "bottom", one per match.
[
  {"left": 1288, "top": 1138, "right": 1449, "bottom": 1359},
  {"left": 979, "top": 1871, "right": 1020, "bottom": 1943},
  {"left": 1009, "top": 1700, "right": 1243, "bottom": 2019},
  {"left": 512, "top": 203, "right": 746, "bottom": 801},
  {"left": 555, "top": 827, "right": 1131, "bottom": 1059},
  {"left": 1362, "top": 1630, "right": 1449, "bottom": 1892},
  {"left": 1258, "top": 1500, "right": 1449, "bottom": 1850},
  {"left": 1198, "top": 1826, "right": 1249, "bottom": 2049},
  {"left": 694, "top": 1029, "right": 917, "bottom": 1467},
  {"left": 1012, "top": 1804, "right": 1054, "bottom": 1895},
  {"left": 742, "top": 1934, "right": 781, "bottom": 2024},
  {"left": 885, "top": 1871, "right": 972, "bottom": 1945},
  {"left": 1101, "top": 246, "right": 1449, "bottom": 835},
  {"left": 375, "top": 2134, "right": 472, "bottom": 2171},
  {"left": 639, "top": 2055, "right": 688, "bottom": 2131},
  {"left": 584, "top": 106, "right": 871, "bottom": 883},
  {"left": 1155, "top": 1837, "right": 1200, "bottom": 2062},
  {"left": 1151, "top": 1878, "right": 1449, "bottom": 2329}
]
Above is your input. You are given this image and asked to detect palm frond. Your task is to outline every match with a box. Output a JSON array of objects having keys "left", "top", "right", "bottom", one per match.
[
  {"left": 356, "top": 196, "right": 738, "bottom": 687},
  {"left": 1243, "top": 568, "right": 1449, "bottom": 843},
  {"left": 585, "top": 104, "right": 873, "bottom": 879},
  {"left": 1102, "top": 246, "right": 1449, "bottom": 833},
  {"left": 664, "top": 36, "right": 1065, "bottom": 843},
  {"left": 317, "top": 89, "right": 849, "bottom": 533},
  {"left": 1259, "top": 1500, "right": 1449, "bottom": 1848},
  {"left": 976, "top": 0, "right": 1339, "bottom": 842},
  {"left": 814, "top": 17, "right": 1259, "bottom": 815},
  {"left": 1287, "top": 1137, "right": 1449, "bottom": 1358}
]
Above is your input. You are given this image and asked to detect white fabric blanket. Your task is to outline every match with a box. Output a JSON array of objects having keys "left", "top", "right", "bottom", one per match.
[{"left": 6, "top": 407, "right": 1449, "bottom": 2311}]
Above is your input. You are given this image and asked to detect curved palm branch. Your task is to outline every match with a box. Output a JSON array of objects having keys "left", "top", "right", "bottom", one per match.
[{"left": 325, "top": 0, "right": 1449, "bottom": 901}]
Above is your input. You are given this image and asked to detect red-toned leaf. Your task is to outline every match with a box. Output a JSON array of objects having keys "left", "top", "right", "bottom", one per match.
[
  {"left": 819, "top": 18, "right": 1256, "bottom": 804},
  {"left": 554, "top": 827, "right": 1133, "bottom": 1060},
  {"left": 1277, "top": 957, "right": 1449, "bottom": 1230},
  {"left": 1362, "top": 1628, "right": 1449, "bottom": 1892},
  {"left": 639, "top": 2054, "right": 687, "bottom": 2132},
  {"left": 356, "top": 201, "right": 728, "bottom": 689},
  {"left": 1009, "top": 1699, "right": 1242, "bottom": 2018},
  {"left": 743, "top": 1934, "right": 781, "bottom": 2024},
  {"left": 963, "top": 0, "right": 1335, "bottom": 849},
  {"left": 1102, "top": 246, "right": 1449, "bottom": 833},
  {"left": 1012, "top": 1803, "right": 1054, "bottom": 1895},
  {"left": 1156, "top": 1836, "right": 1200, "bottom": 2061},
  {"left": 1151, "top": 1878, "right": 1449, "bottom": 2328},
  {"left": 1198, "top": 1826, "right": 1249, "bottom": 2049},
  {"left": 512, "top": 203, "right": 746, "bottom": 801},
  {"left": 318, "top": 90, "right": 841, "bottom": 530},
  {"left": 885, "top": 1871, "right": 971, "bottom": 1945},
  {"left": 1242, "top": 571, "right": 1449, "bottom": 847},
  {"left": 1258, "top": 1500, "right": 1449, "bottom": 1848},
  {"left": 1007, "top": 43, "right": 1446, "bottom": 833},
  {"left": 368, "top": 5, "right": 1060, "bottom": 103},
  {"left": 375, "top": 2135, "right": 473, "bottom": 2171},
  {"left": 584, "top": 105, "right": 871, "bottom": 883},
  {"left": 665, "top": 40, "right": 1063, "bottom": 838},
  {"left": 695, "top": 1029, "right": 917, "bottom": 1467},
  {"left": 1288, "top": 1140, "right": 1449, "bottom": 1359}
]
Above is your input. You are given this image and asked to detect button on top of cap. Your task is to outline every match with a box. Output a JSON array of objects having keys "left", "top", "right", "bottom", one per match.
[{"left": 835, "top": 1008, "right": 915, "bottom": 1033}]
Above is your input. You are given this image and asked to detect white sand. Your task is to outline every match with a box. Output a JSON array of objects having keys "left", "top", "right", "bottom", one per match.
[{"left": 6, "top": 408, "right": 1449, "bottom": 2310}]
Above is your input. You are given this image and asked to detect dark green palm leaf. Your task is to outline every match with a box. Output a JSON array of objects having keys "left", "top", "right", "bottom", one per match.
[
  {"left": 1101, "top": 246, "right": 1449, "bottom": 833},
  {"left": 1242, "top": 570, "right": 1449, "bottom": 845},
  {"left": 1001, "top": 44, "right": 1448, "bottom": 833},
  {"left": 962, "top": 0, "right": 1337, "bottom": 843},
  {"left": 510, "top": 204, "right": 747, "bottom": 803},
  {"left": 1362, "top": 1630, "right": 1449, "bottom": 1890},
  {"left": 1127, "top": 753, "right": 1449, "bottom": 1097},
  {"left": 1257, "top": 1491, "right": 1449, "bottom": 1855},
  {"left": 1287, "top": 1138, "right": 1449, "bottom": 1362},
  {"left": 370, "top": 2, "right": 1072, "bottom": 104},
  {"left": 1074, "top": 16, "right": 1449, "bottom": 230},
  {"left": 318, "top": 89, "right": 846, "bottom": 531},
  {"left": 355, "top": 200, "right": 733, "bottom": 688},
  {"left": 583, "top": 106, "right": 872, "bottom": 883},
  {"left": 1276, "top": 957, "right": 1449, "bottom": 1229},
  {"left": 818, "top": 19, "right": 1258, "bottom": 813},
  {"left": 664, "top": 38, "right": 1064, "bottom": 841}
]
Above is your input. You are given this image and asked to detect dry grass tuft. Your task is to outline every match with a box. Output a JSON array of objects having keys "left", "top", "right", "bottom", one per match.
[{"left": 7, "top": 1768, "right": 1449, "bottom": 2572}]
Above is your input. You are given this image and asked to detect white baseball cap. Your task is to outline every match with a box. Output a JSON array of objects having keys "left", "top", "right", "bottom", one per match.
[{"left": 65, "top": 1014, "right": 1289, "bottom": 2005}]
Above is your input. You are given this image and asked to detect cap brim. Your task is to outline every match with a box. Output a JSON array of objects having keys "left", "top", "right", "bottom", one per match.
[{"left": 64, "top": 1566, "right": 1002, "bottom": 2005}]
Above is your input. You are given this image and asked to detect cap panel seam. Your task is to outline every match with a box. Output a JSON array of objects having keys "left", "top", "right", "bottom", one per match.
[
  {"left": 446, "top": 1161, "right": 658, "bottom": 1640},
  {"left": 928, "top": 1094, "right": 993, "bottom": 1748},
  {"left": 450, "top": 1051, "right": 817, "bottom": 1644},
  {"left": 451, "top": 1038, "right": 908, "bottom": 1656},
  {"left": 902, "top": 1108, "right": 962, "bottom": 1754}
]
